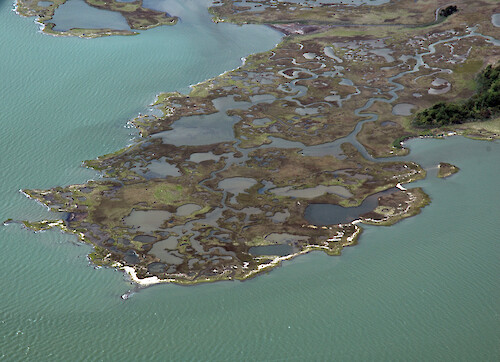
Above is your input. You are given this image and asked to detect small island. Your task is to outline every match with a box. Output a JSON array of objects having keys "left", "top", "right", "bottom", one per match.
[
  {"left": 13, "top": 0, "right": 500, "bottom": 286},
  {"left": 437, "top": 162, "right": 460, "bottom": 178}
]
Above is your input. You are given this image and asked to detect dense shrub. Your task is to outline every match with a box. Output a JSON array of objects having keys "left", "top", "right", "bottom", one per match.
[
  {"left": 439, "top": 5, "right": 458, "bottom": 18},
  {"left": 412, "top": 63, "right": 500, "bottom": 128}
]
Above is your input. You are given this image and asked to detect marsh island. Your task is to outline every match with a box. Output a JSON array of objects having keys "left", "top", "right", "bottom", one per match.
[
  {"left": 14, "top": 0, "right": 178, "bottom": 37},
  {"left": 14, "top": 0, "right": 500, "bottom": 286}
]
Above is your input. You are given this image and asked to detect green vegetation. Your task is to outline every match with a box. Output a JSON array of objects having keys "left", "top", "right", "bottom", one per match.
[
  {"left": 438, "top": 5, "right": 458, "bottom": 18},
  {"left": 413, "top": 63, "right": 500, "bottom": 128},
  {"left": 153, "top": 184, "right": 186, "bottom": 204}
]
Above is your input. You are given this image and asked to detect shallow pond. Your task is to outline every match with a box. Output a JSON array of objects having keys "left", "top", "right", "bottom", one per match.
[
  {"left": 124, "top": 249, "right": 140, "bottom": 264},
  {"left": 392, "top": 103, "right": 415, "bottom": 116},
  {"left": 189, "top": 152, "right": 222, "bottom": 163},
  {"left": 133, "top": 234, "right": 158, "bottom": 243},
  {"left": 265, "top": 233, "right": 309, "bottom": 243},
  {"left": 154, "top": 94, "right": 275, "bottom": 146},
  {"left": 270, "top": 184, "right": 353, "bottom": 199},
  {"left": 370, "top": 48, "right": 394, "bottom": 62},
  {"left": 271, "top": 209, "right": 290, "bottom": 223},
  {"left": 303, "top": 52, "right": 316, "bottom": 60},
  {"left": 304, "top": 188, "right": 397, "bottom": 225},
  {"left": 324, "top": 94, "right": 341, "bottom": 103},
  {"left": 151, "top": 236, "right": 179, "bottom": 251},
  {"left": 151, "top": 249, "right": 184, "bottom": 265},
  {"left": 49, "top": 0, "right": 131, "bottom": 31},
  {"left": 218, "top": 177, "right": 258, "bottom": 203},
  {"left": 323, "top": 46, "right": 343, "bottom": 62},
  {"left": 339, "top": 78, "right": 354, "bottom": 86},
  {"left": 147, "top": 262, "right": 166, "bottom": 273},
  {"left": 176, "top": 203, "right": 202, "bottom": 216},
  {"left": 252, "top": 118, "right": 272, "bottom": 126},
  {"left": 492, "top": 14, "right": 500, "bottom": 27},
  {"left": 262, "top": 137, "right": 345, "bottom": 159},
  {"left": 249, "top": 244, "right": 293, "bottom": 257},
  {"left": 133, "top": 157, "right": 181, "bottom": 178},
  {"left": 295, "top": 107, "right": 319, "bottom": 115},
  {"left": 123, "top": 209, "right": 172, "bottom": 233}
]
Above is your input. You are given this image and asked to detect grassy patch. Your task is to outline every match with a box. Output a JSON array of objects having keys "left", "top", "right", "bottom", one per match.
[{"left": 153, "top": 184, "right": 187, "bottom": 204}]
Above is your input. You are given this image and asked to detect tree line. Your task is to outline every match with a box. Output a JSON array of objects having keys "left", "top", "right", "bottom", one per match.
[
  {"left": 412, "top": 63, "right": 500, "bottom": 128},
  {"left": 439, "top": 5, "right": 458, "bottom": 18}
]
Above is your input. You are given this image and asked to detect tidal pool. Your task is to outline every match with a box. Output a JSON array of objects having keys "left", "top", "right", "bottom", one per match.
[
  {"left": 147, "top": 262, "right": 166, "bottom": 273},
  {"left": 392, "top": 103, "right": 415, "bottom": 116},
  {"left": 262, "top": 136, "right": 346, "bottom": 159},
  {"left": 303, "top": 52, "right": 316, "bottom": 60},
  {"left": 150, "top": 236, "right": 179, "bottom": 251},
  {"left": 252, "top": 118, "right": 272, "bottom": 126},
  {"left": 218, "top": 177, "right": 258, "bottom": 203},
  {"left": 133, "top": 157, "right": 181, "bottom": 178},
  {"left": 324, "top": 94, "right": 341, "bottom": 102},
  {"left": 248, "top": 233, "right": 308, "bottom": 256},
  {"left": 265, "top": 233, "right": 310, "bottom": 243},
  {"left": 49, "top": 0, "right": 131, "bottom": 31},
  {"left": 295, "top": 107, "right": 319, "bottom": 115},
  {"left": 150, "top": 249, "right": 184, "bottom": 264},
  {"left": 249, "top": 244, "right": 293, "bottom": 256},
  {"left": 304, "top": 188, "right": 397, "bottom": 225},
  {"left": 124, "top": 249, "right": 140, "bottom": 264},
  {"left": 189, "top": 152, "right": 223, "bottom": 163},
  {"left": 339, "top": 78, "right": 354, "bottom": 86},
  {"left": 492, "top": 14, "right": 500, "bottom": 27},
  {"left": 176, "top": 204, "right": 202, "bottom": 216},
  {"left": 270, "top": 184, "right": 353, "bottom": 199},
  {"left": 154, "top": 95, "right": 275, "bottom": 146},
  {"left": 323, "top": 46, "right": 343, "bottom": 62},
  {"left": 370, "top": 48, "right": 394, "bottom": 62},
  {"left": 123, "top": 209, "right": 173, "bottom": 233},
  {"left": 133, "top": 234, "right": 158, "bottom": 243},
  {"left": 271, "top": 210, "right": 290, "bottom": 223}
]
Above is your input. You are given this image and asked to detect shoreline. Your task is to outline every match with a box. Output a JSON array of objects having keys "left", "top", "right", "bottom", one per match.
[{"left": 119, "top": 225, "right": 359, "bottom": 288}]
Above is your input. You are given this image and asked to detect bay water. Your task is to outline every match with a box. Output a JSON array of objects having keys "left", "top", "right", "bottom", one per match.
[{"left": 0, "top": 0, "right": 498, "bottom": 360}]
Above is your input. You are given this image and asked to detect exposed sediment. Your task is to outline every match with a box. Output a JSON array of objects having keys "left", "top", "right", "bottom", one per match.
[{"left": 437, "top": 162, "right": 460, "bottom": 178}]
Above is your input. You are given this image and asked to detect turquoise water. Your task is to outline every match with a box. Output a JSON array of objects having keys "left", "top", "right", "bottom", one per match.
[{"left": 1, "top": 1, "right": 499, "bottom": 360}]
